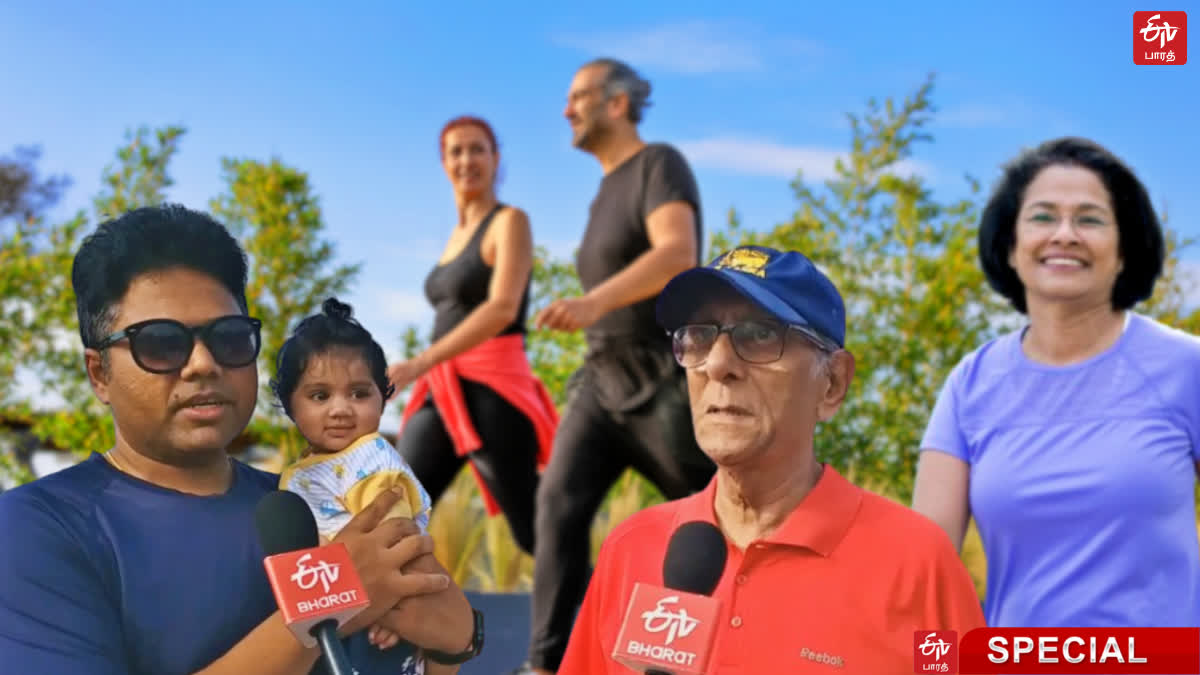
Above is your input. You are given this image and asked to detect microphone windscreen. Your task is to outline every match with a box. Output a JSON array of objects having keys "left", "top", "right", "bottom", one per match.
[
  {"left": 255, "top": 490, "right": 320, "bottom": 556},
  {"left": 662, "top": 520, "right": 727, "bottom": 595}
]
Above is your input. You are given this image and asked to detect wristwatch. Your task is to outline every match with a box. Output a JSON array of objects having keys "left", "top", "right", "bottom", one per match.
[{"left": 424, "top": 609, "right": 484, "bottom": 665}]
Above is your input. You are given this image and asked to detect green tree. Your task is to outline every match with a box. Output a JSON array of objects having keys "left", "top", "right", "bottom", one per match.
[
  {"left": 1, "top": 126, "right": 186, "bottom": 466},
  {"left": 0, "top": 146, "right": 70, "bottom": 404},
  {"left": 1136, "top": 225, "right": 1200, "bottom": 333},
  {"left": 0, "top": 145, "right": 73, "bottom": 484},
  {"left": 526, "top": 246, "right": 587, "bottom": 406},
  {"left": 93, "top": 127, "right": 185, "bottom": 219},
  {"left": 210, "top": 157, "right": 361, "bottom": 462},
  {"left": 0, "top": 145, "right": 71, "bottom": 231}
]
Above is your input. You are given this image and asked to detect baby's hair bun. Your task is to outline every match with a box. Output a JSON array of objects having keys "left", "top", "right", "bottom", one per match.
[{"left": 322, "top": 297, "right": 354, "bottom": 321}]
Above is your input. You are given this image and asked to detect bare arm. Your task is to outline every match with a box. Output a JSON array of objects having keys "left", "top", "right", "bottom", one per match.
[
  {"left": 533, "top": 201, "right": 698, "bottom": 332},
  {"left": 375, "top": 550, "right": 475, "bottom": 663},
  {"left": 583, "top": 201, "right": 697, "bottom": 315},
  {"left": 911, "top": 450, "right": 972, "bottom": 552},
  {"left": 390, "top": 208, "right": 532, "bottom": 390}
]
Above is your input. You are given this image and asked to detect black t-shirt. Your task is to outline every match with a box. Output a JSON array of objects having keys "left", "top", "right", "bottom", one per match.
[
  {"left": 576, "top": 142, "right": 702, "bottom": 343},
  {"left": 572, "top": 143, "right": 703, "bottom": 412}
]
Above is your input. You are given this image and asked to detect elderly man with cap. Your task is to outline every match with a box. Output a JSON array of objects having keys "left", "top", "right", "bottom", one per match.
[{"left": 556, "top": 245, "right": 986, "bottom": 674}]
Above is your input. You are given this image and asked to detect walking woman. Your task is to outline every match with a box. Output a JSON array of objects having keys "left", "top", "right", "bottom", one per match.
[{"left": 388, "top": 116, "right": 558, "bottom": 554}]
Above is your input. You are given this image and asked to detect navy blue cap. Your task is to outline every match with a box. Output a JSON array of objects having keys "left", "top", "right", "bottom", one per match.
[{"left": 656, "top": 245, "right": 846, "bottom": 348}]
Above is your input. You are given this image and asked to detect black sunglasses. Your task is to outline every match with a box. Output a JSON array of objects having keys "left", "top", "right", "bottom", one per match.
[{"left": 94, "top": 315, "right": 263, "bottom": 374}]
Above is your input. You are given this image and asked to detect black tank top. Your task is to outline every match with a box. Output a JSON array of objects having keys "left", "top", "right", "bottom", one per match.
[{"left": 424, "top": 204, "right": 530, "bottom": 342}]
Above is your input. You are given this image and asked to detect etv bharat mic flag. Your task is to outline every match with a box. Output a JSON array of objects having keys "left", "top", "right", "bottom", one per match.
[
  {"left": 263, "top": 542, "right": 370, "bottom": 648},
  {"left": 914, "top": 628, "right": 1200, "bottom": 674},
  {"left": 612, "top": 582, "right": 721, "bottom": 674}
]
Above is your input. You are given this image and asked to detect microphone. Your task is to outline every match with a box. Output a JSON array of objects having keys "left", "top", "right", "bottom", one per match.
[
  {"left": 612, "top": 521, "right": 727, "bottom": 674},
  {"left": 255, "top": 490, "right": 371, "bottom": 675}
]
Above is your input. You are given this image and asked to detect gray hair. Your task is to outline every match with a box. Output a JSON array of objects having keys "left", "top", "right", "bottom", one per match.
[
  {"left": 809, "top": 347, "right": 834, "bottom": 380},
  {"left": 581, "top": 58, "right": 653, "bottom": 124}
]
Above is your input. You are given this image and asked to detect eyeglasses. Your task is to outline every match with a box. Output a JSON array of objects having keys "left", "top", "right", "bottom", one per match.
[
  {"left": 94, "top": 315, "right": 263, "bottom": 374},
  {"left": 670, "top": 319, "right": 836, "bottom": 369}
]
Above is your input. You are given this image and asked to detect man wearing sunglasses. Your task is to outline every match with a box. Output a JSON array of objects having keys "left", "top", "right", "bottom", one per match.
[
  {"left": 0, "top": 205, "right": 477, "bottom": 675},
  {"left": 557, "top": 245, "right": 986, "bottom": 674}
]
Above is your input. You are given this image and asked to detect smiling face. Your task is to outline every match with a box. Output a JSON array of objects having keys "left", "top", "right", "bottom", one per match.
[
  {"left": 1008, "top": 164, "right": 1123, "bottom": 311},
  {"left": 441, "top": 124, "right": 498, "bottom": 199},
  {"left": 288, "top": 347, "right": 385, "bottom": 454}
]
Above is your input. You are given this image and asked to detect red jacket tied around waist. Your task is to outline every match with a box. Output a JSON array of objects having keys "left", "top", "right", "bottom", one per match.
[{"left": 400, "top": 333, "right": 559, "bottom": 516}]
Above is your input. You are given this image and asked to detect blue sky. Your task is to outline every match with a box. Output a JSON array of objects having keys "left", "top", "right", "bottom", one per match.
[{"left": 4, "top": 1, "right": 1197, "bottom": 430}]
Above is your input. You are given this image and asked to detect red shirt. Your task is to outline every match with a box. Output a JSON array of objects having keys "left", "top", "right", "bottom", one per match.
[{"left": 558, "top": 465, "right": 985, "bottom": 674}]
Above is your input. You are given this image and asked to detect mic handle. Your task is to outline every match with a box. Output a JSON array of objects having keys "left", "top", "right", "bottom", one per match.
[{"left": 311, "top": 620, "right": 354, "bottom": 675}]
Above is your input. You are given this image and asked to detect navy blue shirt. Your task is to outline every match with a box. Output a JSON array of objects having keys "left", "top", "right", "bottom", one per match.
[{"left": 0, "top": 452, "right": 422, "bottom": 675}]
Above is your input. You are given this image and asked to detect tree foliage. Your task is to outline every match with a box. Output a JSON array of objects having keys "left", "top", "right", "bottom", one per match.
[
  {"left": 94, "top": 127, "right": 185, "bottom": 219},
  {"left": 1, "top": 146, "right": 71, "bottom": 404},
  {"left": 0, "top": 145, "right": 71, "bottom": 231},
  {"left": 0, "top": 127, "right": 184, "bottom": 460},
  {"left": 1140, "top": 225, "right": 1200, "bottom": 334},
  {"left": 526, "top": 246, "right": 587, "bottom": 406}
]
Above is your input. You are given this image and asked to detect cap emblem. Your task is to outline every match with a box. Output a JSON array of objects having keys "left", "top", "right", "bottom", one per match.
[{"left": 714, "top": 247, "right": 769, "bottom": 278}]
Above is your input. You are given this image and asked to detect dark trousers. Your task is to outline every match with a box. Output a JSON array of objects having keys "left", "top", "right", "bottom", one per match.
[
  {"left": 396, "top": 378, "right": 540, "bottom": 554},
  {"left": 528, "top": 367, "right": 715, "bottom": 670}
]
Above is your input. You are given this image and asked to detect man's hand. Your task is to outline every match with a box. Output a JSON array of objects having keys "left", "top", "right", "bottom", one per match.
[
  {"left": 373, "top": 549, "right": 475, "bottom": 654},
  {"left": 332, "top": 489, "right": 450, "bottom": 636},
  {"left": 533, "top": 295, "right": 603, "bottom": 332}
]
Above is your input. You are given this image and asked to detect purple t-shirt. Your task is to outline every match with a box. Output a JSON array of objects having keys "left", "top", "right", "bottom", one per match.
[{"left": 921, "top": 313, "right": 1200, "bottom": 627}]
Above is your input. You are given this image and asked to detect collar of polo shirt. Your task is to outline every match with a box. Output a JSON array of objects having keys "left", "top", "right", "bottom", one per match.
[{"left": 674, "top": 465, "right": 862, "bottom": 555}]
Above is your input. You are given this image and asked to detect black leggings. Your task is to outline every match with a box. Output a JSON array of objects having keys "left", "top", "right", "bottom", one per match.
[
  {"left": 395, "top": 378, "right": 539, "bottom": 554},
  {"left": 528, "top": 368, "right": 715, "bottom": 670}
]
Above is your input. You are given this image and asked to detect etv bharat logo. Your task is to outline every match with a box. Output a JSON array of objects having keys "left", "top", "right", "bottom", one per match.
[
  {"left": 1134, "top": 11, "right": 1187, "bottom": 64},
  {"left": 914, "top": 631, "right": 958, "bottom": 674},
  {"left": 640, "top": 596, "right": 700, "bottom": 646},
  {"left": 290, "top": 552, "right": 341, "bottom": 594}
]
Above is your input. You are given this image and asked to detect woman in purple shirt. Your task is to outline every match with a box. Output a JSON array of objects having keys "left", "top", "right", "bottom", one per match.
[{"left": 913, "top": 137, "right": 1200, "bottom": 628}]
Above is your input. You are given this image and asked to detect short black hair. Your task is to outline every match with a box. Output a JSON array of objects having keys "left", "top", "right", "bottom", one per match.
[
  {"left": 71, "top": 204, "right": 249, "bottom": 349},
  {"left": 270, "top": 297, "right": 395, "bottom": 417},
  {"left": 978, "top": 136, "right": 1164, "bottom": 314}
]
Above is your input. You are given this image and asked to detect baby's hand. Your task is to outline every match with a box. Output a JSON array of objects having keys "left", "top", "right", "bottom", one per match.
[{"left": 368, "top": 622, "right": 403, "bottom": 650}]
